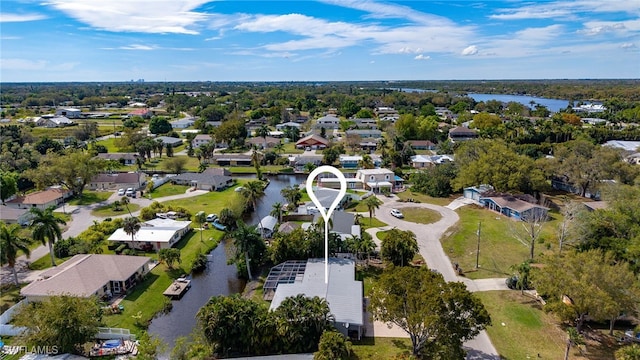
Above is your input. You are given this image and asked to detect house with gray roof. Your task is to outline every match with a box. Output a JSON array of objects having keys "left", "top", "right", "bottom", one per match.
[
  {"left": 258, "top": 215, "right": 278, "bottom": 238},
  {"left": 21, "top": 254, "right": 151, "bottom": 302},
  {"left": 345, "top": 129, "right": 382, "bottom": 139},
  {"left": 170, "top": 171, "right": 233, "bottom": 191},
  {"left": 89, "top": 172, "right": 146, "bottom": 191},
  {"left": 96, "top": 153, "right": 139, "bottom": 165},
  {"left": 155, "top": 136, "right": 183, "bottom": 146},
  {"left": 269, "top": 258, "right": 363, "bottom": 340},
  {"left": 170, "top": 118, "right": 195, "bottom": 129}
]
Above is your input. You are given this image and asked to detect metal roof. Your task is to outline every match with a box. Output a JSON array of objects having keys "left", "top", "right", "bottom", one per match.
[{"left": 269, "top": 258, "right": 363, "bottom": 327}]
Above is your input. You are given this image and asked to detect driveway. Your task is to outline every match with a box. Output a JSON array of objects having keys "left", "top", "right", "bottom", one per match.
[{"left": 368, "top": 194, "right": 501, "bottom": 359}]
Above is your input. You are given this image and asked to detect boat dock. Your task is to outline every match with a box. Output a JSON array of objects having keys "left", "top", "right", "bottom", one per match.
[{"left": 163, "top": 277, "right": 191, "bottom": 299}]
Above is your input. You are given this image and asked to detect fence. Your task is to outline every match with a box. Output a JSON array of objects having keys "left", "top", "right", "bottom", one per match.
[{"left": 95, "top": 327, "right": 136, "bottom": 340}]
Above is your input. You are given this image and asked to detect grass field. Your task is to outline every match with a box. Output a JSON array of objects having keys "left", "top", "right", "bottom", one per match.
[
  {"left": 400, "top": 207, "right": 442, "bottom": 224},
  {"left": 351, "top": 337, "right": 413, "bottom": 359},
  {"left": 476, "top": 291, "right": 619, "bottom": 360},
  {"left": 360, "top": 217, "right": 388, "bottom": 230},
  {"left": 281, "top": 142, "right": 304, "bottom": 154},
  {"left": 28, "top": 126, "right": 112, "bottom": 139},
  {"left": 396, "top": 190, "right": 457, "bottom": 206},
  {"left": 96, "top": 137, "right": 128, "bottom": 152},
  {"left": 91, "top": 203, "right": 141, "bottom": 217},
  {"left": 148, "top": 183, "right": 189, "bottom": 199},
  {"left": 160, "top": 179, "right": 248, "bottom": 214},
  {"left": 67, "top": 191, "right": 112, "bottom": 205},
  {"left": 441, "top": 206, "right": 563, "bottom": 279}
]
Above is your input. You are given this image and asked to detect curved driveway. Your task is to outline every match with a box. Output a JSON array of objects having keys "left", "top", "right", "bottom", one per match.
[{"left": 372, "top": 195, "right": 501, "bottom": 359}]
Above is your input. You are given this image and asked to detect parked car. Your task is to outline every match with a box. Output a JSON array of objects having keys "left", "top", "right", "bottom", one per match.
[
  {"left": 117, "top": 188, "right": 126, "bottom": 196},
  {"left": 125, "top": 188, "right": 134, "bottom": 197},
  {"left": 206, "top": 214, "right": 218, "bottom": 222},
  {"left": 390, "top": 208, "right": 404, "bottom": 218}
]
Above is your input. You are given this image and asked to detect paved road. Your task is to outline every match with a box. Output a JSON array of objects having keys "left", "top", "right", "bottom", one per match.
[
  {"left": 369, "top": 195, "right": 502, "bottom": 359},
  {"left": 0, "top": 188, "right": 208, "bottom": 285}
]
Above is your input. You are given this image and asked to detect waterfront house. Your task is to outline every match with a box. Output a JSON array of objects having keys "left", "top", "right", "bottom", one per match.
[
  {"left": 267, "top": 258, "right": 363, "bottom": 340},
  {"left": 108, "top": 218, "right": 192, "bottom": 251},
  {"left": 258, "top": 215, "right": 278, "bottom": 238},
  {"left": 21, "top": 254, "right": 151, "bottom": 301},
  {"left": 170, "top": 171, "right": 233, "bottom": 191}
]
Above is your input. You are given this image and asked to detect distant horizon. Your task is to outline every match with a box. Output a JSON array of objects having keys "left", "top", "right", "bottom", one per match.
[
  {"left": 1, "top": 1, "right": 638, "bottom": 82},
  {"left": 2, "top": 78, "right": 639, "bottom": 85}
]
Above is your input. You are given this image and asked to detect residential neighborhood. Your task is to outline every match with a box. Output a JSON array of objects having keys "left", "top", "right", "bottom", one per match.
[{"left": 1, "top": 80, "right": 639, "bottom": 360}]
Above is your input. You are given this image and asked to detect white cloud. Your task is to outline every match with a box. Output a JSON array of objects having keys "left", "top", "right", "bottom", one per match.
[
  {"left": 0, "top": 58, "right": 48, "bottom": 70},
  {"left": 0, "top": 13, "right": 47, "bottom": 22},
  {"left": 120, "top": 44, "right": 157, "bottom": 51},
  {"left": 490, "top": 0, "right": 640, "bottom": 20},
  {"left": 461, "top": 45, "right": 478, "bottom": 56},
  {"left": 398, "top": 47, "right": 423, "bottom": 54},
  {"left": 621, "top": 43, "right": 636, "bottom": 49},
  {"left": 44, "top": 0, "right": 210, "bottom": 34},
  {"left": 414, "top": 54, "right": 430, "bottom": 60}
]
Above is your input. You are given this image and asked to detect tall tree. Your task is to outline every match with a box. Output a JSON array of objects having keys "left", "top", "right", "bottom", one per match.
[
  {"left": 256, "top": 125, "right": 270, "bottom": 149},
  {"left": 13, "top": 295, "right": 102, "bottom": 354},
  {"left": 532, "top": 250, "right": 640, "bottom": 333},
  {"left": 194, "top": 211, "right": 207, "bottom": 242},
  {"left": 0, "top": 170, "right": 18, "bottom": 204},
  {"left": 159, "top": 248, "right": 181, "bottom": 269},
  {"left": 380, "top": 228, "right": 419, "bottom": 267},
  {"left": 30, "top": 206, "right": 66, "bottom": 267},
  {"left": 281, "top": 185, "right": 302, "bottom": 211},
  {"left": 270, "top": 202, "right": 283, "bottom": 223},
  {"left": 120, "top": 196, "right": 132, "bottom": 216},
  {"left": 218, "top": 207, "right": 237, "bottom": 230},
  {"left": 228, "top": 220, "right": 265, "bottom": 279},
  {"left": 24, "top": 150, "right": 107, "bottom": 196},
  {"left": 240, "top": 180, "right": 265, "bottom": 212},
  {"left": 369, "top": 266, "right": 491, "bottom": 358},
  {"left": 274, "top": 295, "right": 334, "bottom": 354},
  {"left": 0, "top": 222, "right": 31, "bottom": 285},
  {"left": 364, "top": 196, "right": 382, "bottom": 225},
  {"left": 122, "top": 216, "right": 141, "bottom": 248},
  {"left": 510, "top": 209, "right": 548, "bottom": 260}
]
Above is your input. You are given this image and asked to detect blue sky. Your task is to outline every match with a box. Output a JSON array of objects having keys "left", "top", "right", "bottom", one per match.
[{"left": 1, "top": 0, "right": 639, "bottom": 82}]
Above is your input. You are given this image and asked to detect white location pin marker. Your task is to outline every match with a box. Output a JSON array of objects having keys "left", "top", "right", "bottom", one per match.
[{"left": 306, "top": 165, "right": 347, "bottom": 284}]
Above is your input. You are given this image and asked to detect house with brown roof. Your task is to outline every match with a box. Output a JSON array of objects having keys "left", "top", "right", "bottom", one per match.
[
  {"left": 6, "top": 188, "right": 72, "bottom": 210},
  {"left": 21, "top": 254, "right": 151, "bottom": 301},
  {"left": 246, "top": 136, "right": 280, "bottom": 149},
  {"left": 89, "top": 172, "right": 146, "bottom": 191},
  {"left": 405, "top": 140, "right": 436, "bottom": 150},
  {"left": 448, "top": 126, "right": 478, "bottom": 142},
  {"left": 296, "top": 134, "right": 329, "bottom": 149}
]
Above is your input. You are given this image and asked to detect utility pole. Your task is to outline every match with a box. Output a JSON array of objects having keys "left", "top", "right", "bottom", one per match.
[{"left": 475, "top": 221, "right": 481, "bottom": 269}]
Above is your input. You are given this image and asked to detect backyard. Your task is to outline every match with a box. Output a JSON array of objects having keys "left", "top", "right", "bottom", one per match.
[{"left": 441, "top": 205, "right": 563, "bottom": 279}]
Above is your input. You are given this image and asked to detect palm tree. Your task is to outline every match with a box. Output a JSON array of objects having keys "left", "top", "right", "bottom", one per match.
[
  {"left": 194, "top": 211, "right": 207, "bottom": 242},
  {"left": 256, "top": 125, "right": 270, "bottom": 149},
  {"left": 364, "top": 196, "right": 383, "bottom": 225},
  {"left": 251, "top": 146, "right": 263, "bottom": 180},
  {"left": 218, "top": 208, "right": 237, "bottom": 230},
  {"left": 122, "top": 216, "right": 141, "bottom": 249},
  {"left": 156, "top": 139, "right": 165, "bottom": 158},
  {"left": 281, "top": 185, "right": 302, "bottom": 211},
  {"left": 120, "top": 196, "right": 132, "bottom": 216},
  {"left": 359, "top": 232, "right": 376, "bottom": 265},
  {"left": 270, "top": 202, "right": 283, "bottom": 223},
  {"left": 358, "top": 154, "right": 375, "bottom": 169},
  {"left": 564, "top": 327, "right": 585, "bottom": 360},
  {"left": 274, "top": 142, "right": 285, "bottom": 156},
  {"left": 240, "top": 180, "right": 265, "bottom": 213},
  {"left": 30, "top": 206, "right": 66, "bottom": 267},
  {"left": 228, "top": 220, "right": 263, "bottom": 279},
  {"left": 0, "top": 223, "right": 31, "bottom": 285}
]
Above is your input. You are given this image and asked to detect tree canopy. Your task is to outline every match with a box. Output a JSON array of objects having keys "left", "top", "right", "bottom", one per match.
[
  {"left": 369, "top": 266, "right": 491, "bottom": 358},
  {"left": 380, "top": 229, "right": 419, "bottom": 267}
]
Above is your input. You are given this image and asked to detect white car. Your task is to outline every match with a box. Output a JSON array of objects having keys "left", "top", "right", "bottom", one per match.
[
  {"left": 390, "top": 209, "right": 404, "bottom": 218},
  {"left": 125, "top": 188, "right": 134, "bottom": 197},
  {"left": 117, "top": 188, "right": 126, "bottom": 196},
  {"left": 206, "top": 214, "right": 218, "bottom": 222}
]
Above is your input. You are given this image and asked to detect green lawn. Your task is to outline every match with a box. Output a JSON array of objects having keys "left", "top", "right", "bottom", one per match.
[
  {"left": 396, "top": 191, "right": 456, "bottom": 207},
  {"left": 441, "top": 206, "right": 563, "bottom": 279},
  {"left": 104, "top": 230, "right": 222, "bottom": 332},
  {"left": 96, "top": 137, "right": 126, "bottom": 152},
  {"left": 28, "top": 254, "right": 68, "bottom": 270},
  {"left": 28, "top": 126, "right": 111, "bottom": 140},
  {"left": 227, "top": 165, "right": 284, "bottom": 174},
  {"left": 149, "top": 183, "right": 189, "bottom": 199},
  {"left": 68, "top": 191, "right": 112, "bottom": 205},
  {"left": 91, "top": 203, "right": 141, "bottom": 217},
  {"left": 400, "top": 207, "right": 442, "bottom": 225},
  {"left": 360, "top": 217, "right": 388, "bottom": 230},
  {"left": 160, "top": 180, "right": 248, "bottom": 215},
  {"left": 0, "top": 284, "right": 24, "bottom": 310},
  {"left": 351, "top": 337, "right": 413, "bottom": 359},
  {"left": 282, "top": 142, "right": 304, "bottom": 154},
  {"left": 476, "top": 291, "right": 602, "bottom": 360}
]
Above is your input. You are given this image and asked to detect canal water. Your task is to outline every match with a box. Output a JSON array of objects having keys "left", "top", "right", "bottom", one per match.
[
  {"left": 465, "top": 93, "right": 569, "bottom": 113},
  {"left": 148, "top": 173, "right": 308, "bottom": 354}
]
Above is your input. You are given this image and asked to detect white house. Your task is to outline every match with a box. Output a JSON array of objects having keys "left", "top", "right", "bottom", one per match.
[
  {"left": 107, "top": 218, "right": 192, "bottom": 251},
  {"left": 170, "top": 118, "right": 195, "bottom": 129},
  {"left": 192, "top": 134, "right": 213, "bottom": 148},
  {"left": 410, "top": 154, "right": 454, "bottom": 168},
  {"left": 315, "top": 115, "right": 340, "bottom": 129},
  {"left": 55, "top": 108, "right": 82, "bottom": 118},
  {"left": 275, "top": 121, "right": 302, "bottom": 130},
  {"left": 355, "top": 168, "right": 397, "bottom": 193},
  {"left": 37, "top": 116, "right": 73, "bottom": 128}
]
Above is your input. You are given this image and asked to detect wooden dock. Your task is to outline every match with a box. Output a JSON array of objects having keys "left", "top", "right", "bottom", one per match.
[{"left": 163, "top": 278, "right": 191, "bottom": 299}]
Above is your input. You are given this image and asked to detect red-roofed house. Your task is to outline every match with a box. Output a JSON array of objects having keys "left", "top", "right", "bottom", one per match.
[
  {"left": 296, "top": 134, "right": 329, "bottom": 150},
  {"left": 128, "top": 108, "right": 153, "bottom": 119}
]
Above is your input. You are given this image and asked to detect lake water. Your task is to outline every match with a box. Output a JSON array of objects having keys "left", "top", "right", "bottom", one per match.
[
  {"left": 465, "top": 93, "right": 569, "bottom": 113},
  {"left": 148, "top": 173, "right": 308, "bottom": 355}
]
